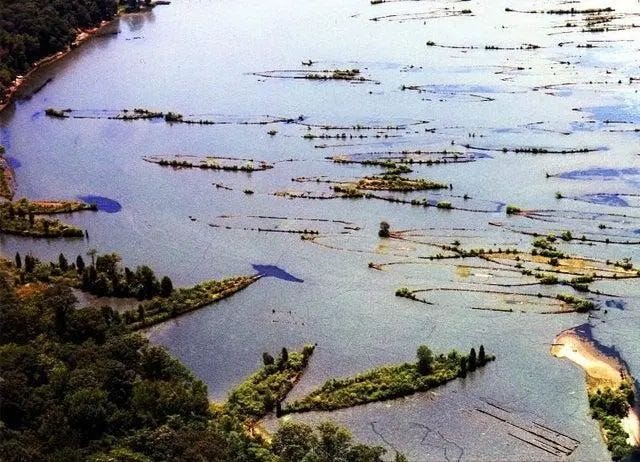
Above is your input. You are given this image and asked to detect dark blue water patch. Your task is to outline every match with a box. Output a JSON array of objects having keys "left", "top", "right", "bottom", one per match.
[
  {"left": 585, "top": 105, "right": 640, "bottom": 124},
  {"left": 251, "top": 264, "right": 304, "bottom": 283},
  {"left": 570, "top": 323, "right": 629, "bottom": 369},
  {"left": 5, "top": 157, "right": 21, "bottom": 169},
  {"left": 557, "top": 167, "right": 640, "bottom": 181},
  {"left": 634, "top": 229, "right": 640, "bottom": 235},
  {"left": 78, "top": 195, "right": 122, "bottom": 213},
  {"left": 605, "top": 299, "right": 626, "bottom": 310},
  {"left": 575, "top": 193, "right": 629, "bottom": 207}
]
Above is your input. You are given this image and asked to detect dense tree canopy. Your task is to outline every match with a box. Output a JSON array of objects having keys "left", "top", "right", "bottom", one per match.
[
  {"left": 0, "top": 0, "right": 118, "bottom": 95},
  {"left": 0, "top": 263, "right": 391, "bottom": 461}
]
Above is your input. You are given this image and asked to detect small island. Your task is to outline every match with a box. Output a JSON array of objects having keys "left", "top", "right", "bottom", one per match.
[
  {"left": 345, "top": 176, "right": 448, "bottom": 192},
  {"left": 285, "top": 345, "right": 494, "bottom": 413},
  {"left": 551, "top": 328, "right": 639, "bottom": 460},
  {"left": 144, "top": 155, "right": 274, "bottom": 172},
  {"left": 0, "top": 198, "right": 91, "bottom": 237}
]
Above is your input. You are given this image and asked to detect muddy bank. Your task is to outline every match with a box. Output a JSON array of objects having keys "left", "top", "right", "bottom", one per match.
[{"left": 551, "top": 327, "right": 639, "bottom": 448}]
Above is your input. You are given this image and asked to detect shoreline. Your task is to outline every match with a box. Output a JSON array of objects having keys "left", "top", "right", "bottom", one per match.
[
  {"left": 551, "top": 329, "right": 640, "bottom": 447},
  {"left": 0, "top": 19, "right": 116, "bottom": 114},
  {"left": 0, "top": 3, "right": 163, "bottom": 114}
]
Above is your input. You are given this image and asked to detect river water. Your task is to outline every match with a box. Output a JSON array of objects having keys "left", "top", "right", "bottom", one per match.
[{"left": 2, "top": 0, "right": 639, "bottom": 459}]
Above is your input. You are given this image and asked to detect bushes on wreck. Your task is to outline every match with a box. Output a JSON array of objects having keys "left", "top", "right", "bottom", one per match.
[{"left": 378, "top": 221, "right": 390, "bottom": 238}]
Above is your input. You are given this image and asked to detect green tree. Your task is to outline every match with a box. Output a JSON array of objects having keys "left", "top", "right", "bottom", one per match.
[
  {"left": 459, "top": 356, "right": 467, "bottom": 377},
  {"left": 478, "top": 345, "right": 486, "bottom": 366},
  {"left": 58, "top": 253, "right": 68, "bottom": 272},
  {"left": 468, "top": 347, "right": 477, "bottom": 371},
  {"left": 65, "top": 387, "right": 108, "bottom": 442},
  {"left": 278, "top": 347, "right": 289, "bottom": 369},
  {"left": 314, "top": 421, "right": 353, "bottom": 462},
  {"left": 76, "top": 255, "right": 85, "bottom": 274},
  {"left": 262, "top": 352, "right": 275, "bottom": 366},
  {"left": 96, "top": 253, "right": 121, "bottom": 277},
  {"left": 87, "top": 248, "right": 98, "bottom": 267},
  {"left": 416, "top": 345, "right": 434, "bottom": 375},
  {"left": 378, "top": 221, "right": 390, "bottom": 238},
  {"left": 135, "top": 265, "right": 159, "bottom": 300},
  {"left": 160, "top": 276, "right": 173, "bottom": 298},
  {"left": 24, "top": 255, "right": 35, "bottom": 273},
  {"left": 14, "top": 252, "right": 21, "bottom": 269}
]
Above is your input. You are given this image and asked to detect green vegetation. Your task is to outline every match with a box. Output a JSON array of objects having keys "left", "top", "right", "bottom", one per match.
[
  {"left": 378, "top": 220, "right": 390, "bottom": 238},
  {"left": 379, "top": 162, "right": 412, "bottom": 175},
  {"left": 147, "top": 156, "right": 273, "bottom": 172},
  {"left": 271, "top": 421, "right": 397, "bottom": 462},
  {"left": 531, "top": 236, "right": 565, "bottom": 259},
  {"left": 124, "top": 275, "right": 259, "bottom": 330},
  {"left": 436, "top": 200, "right": 452, "bottom": 209},
  {"left": 395, "top": 286, "right": 421, "bottom": 302},
  {"left": 355, "top": 176, "right": 447, "bottom": 192},
  {"left": 588, "top": 381, "right": 636, "bottom": 460},
  {"left": 537, "top": 273, "right": 558, "bottom": 285},
  {"left": 0, "top": 147, "right": 14, "bottom": 199},
  {"left": 613, "top": 258, "right": 634, "bottom": 271},
  {"left": 556, "top": 293, "right": 595, "bottom": 312},
  {"left": 333, "top": 185, "right": 364, "bottom": 198},
  {"left": 0, "top": 199, "right": 86, "bottom": 237},
  {"left": 506, "top": 205, "right": 522, "bottom": 215},
  {"left": 0, "top": 0, "right": 119, "bottom": 100},
  {"left": 306, "top": 69, "right": 364, "bottom": 81},
  {"left": 285, "top": 345, "right": 494, "bottom": 413},
  {"left": 10, "top": 251, "right": 260, "bottom": 330},
  {"left": 0, "top": 264, "right": 390, "bottom": 461},
  {"left": 44, "top": 108, "right": 69, "bottom": 118},
  {"left": 225, "top": 345, "right": 315, "bottom": 422},
  {"left": 80, "top": 252, "right": 171, "bottom": 299},
  {"left": 164, "top": 111, "right": 183, "bottom": 122}
]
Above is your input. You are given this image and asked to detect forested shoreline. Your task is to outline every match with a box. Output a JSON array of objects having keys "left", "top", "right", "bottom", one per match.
[
  {"left": 0, "top": 256, "right": 399, "bottom": 461},
  {"left": 0, "top": 0, "right": 157, "bottom": 102}
]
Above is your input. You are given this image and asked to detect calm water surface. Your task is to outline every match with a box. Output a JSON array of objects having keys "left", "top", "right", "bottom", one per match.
[{"left": 2, "top": 0, "right": 639, "bottom": 459}]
